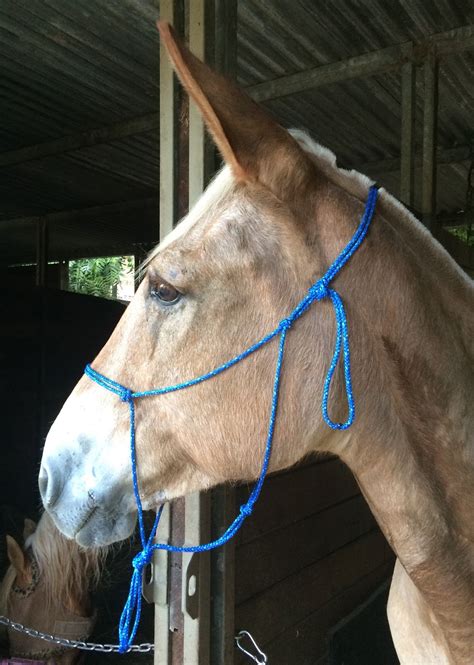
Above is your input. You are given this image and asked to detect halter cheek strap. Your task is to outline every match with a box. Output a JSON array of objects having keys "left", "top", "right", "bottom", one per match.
[{"left": 85, "top": 184, "right": 379, "bottom": 651}]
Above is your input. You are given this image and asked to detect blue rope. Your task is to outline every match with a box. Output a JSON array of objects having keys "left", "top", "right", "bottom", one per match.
[{"left": 84, "top": 184, "right": 378, "bottom": 652}]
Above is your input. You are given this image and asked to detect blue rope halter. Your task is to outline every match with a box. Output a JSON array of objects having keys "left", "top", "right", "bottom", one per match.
[{"left": 85, "top": 184, "right": 378, "bottom": 651}]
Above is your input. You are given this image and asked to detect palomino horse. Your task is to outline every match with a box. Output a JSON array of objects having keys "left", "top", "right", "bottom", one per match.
[
  {"left": 39, "top": 23, "right": 473, "bottom": 664},
  {"left": 0, "top": 512, "right": 100, "bottom": 663}
]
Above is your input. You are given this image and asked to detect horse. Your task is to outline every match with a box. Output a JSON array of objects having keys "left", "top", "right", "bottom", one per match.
[
  {"left": 38, "top": 22, "right": 474, "bottom": 664},
  {"left": 0, "top": 512, "right": 101, "bottom": 663}
]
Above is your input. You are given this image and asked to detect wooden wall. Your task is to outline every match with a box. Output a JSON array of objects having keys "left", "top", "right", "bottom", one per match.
[{"left": 234, "top": 456, "right": 395, "bottom": 664}]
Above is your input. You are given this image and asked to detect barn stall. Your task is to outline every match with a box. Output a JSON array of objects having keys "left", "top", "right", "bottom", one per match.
[{"left": 0, "top": 1, "right": 473, "bottom": 664}]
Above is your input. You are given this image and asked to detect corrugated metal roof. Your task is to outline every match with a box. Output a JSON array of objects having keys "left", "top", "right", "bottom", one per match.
[{"left": 0, "top": 0, "right": 473, "bottom": 266}]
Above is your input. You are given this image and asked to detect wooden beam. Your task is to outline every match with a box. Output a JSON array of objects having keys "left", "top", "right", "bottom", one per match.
[
  {"left": 360, "top": 144, "right": 471, "bottom": 176},
  {"left": 400, "top": 44, "right": 416, "bottom": 207},
  {"left": 246, "top": 24, "right": 474, "bottom": 103},
  {"left": 0, "top": 198, "right": 157, "bottom": 230},
  {"left": 0, "top": 114, "right": 158, "bottom": 168},
  {"left": 247, "top": 43, "right": 406, "bottom": 102},
  {"left": 432, "top": 24, "right": 474, "bottom": 56},
  {"left": 421, "top": 52, "right": 439, "bottom": 231}
]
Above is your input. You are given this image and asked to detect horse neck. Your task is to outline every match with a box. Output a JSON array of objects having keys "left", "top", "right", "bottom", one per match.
[{"left": 325, "top": 183, "right": 474, "bottom": 660}]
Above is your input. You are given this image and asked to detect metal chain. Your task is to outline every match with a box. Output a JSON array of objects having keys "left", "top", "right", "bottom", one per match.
[
  {"left": 235, "top": 630, "right": 268, "bottom": 664},
  {"left": 0, "top": 615, "right": 154, "bottom": 653}
]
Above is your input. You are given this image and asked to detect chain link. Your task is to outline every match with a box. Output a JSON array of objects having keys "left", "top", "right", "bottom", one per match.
[{"left": 0, "top": 615, "right": 154, "bottom": 653}]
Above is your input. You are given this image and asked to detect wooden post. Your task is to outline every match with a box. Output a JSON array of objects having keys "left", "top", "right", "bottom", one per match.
[
  {"left": 421, "top": 51, "right": 439, "bottom": 231},
  {"left": 207, "top": 3, "right": 237, "bottom": 663},
  {"left": 35, "top": 218, "right": 48, "bottom": 287},
  {"left": 151, "top": 1, "right": 181, "bottom": 662},
  {"left": 400, "top": 44, "right": 416, "bottom": 208},
  {"left": 181, "top": 4, "right": 211, "bottom": 664}
]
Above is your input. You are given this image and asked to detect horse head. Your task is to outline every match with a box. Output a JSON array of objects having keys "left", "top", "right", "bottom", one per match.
[
  {"left": 0, "top": 513, "right": 100, "bottom": 662},
  {"left": 39, "top": 24, "right": 356, "bottom": 548}
]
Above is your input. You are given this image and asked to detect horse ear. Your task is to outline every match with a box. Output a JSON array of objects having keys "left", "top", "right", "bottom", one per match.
[
  {"left": 157, "top": 21, "right": 316, "bottom": 201},
  {"left": 23, "top": 518, "right": 37, "bottom": 541},
  {"left": 6, "top": 534, "right": 26, "bottom": 574}
]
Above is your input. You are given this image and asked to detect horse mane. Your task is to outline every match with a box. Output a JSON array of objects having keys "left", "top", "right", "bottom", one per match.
[
  {"left": 288, "top": 129, "right": 473, "bottom": 295},
  {"left": 26, "top": 512, "right": 105, "bottom": 610}
]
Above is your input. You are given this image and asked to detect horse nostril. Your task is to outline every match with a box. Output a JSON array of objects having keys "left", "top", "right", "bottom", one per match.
[
  {"left": 39, "top": 466, "right": 48, "bottom": 498},
  {"left": 39, "top": 465, "right": 62, "bottom": 509}
]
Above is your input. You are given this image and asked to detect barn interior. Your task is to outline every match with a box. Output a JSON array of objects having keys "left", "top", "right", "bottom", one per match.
[{"left": 0, "top": 1, "right": 473, "bottom": 664}]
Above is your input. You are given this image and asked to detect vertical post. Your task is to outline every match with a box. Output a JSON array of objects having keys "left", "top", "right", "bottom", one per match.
[
  {"left": 182, "top": 4, "right": 211, "bottom": 664},
  {"left": 160, "top": 0, "right": 178, "bottom": 240},
  {"left": 210, "top": 485, "right": 236, "bottom": 664},
  {"left": 207, "top": 3, "right": 237, "bottom": 663},
  {"left": 400, "top": 44, "right": 416, "bottom": 208},
  {"left": 421, "top": 50, "right": 439, "bottom": 231},
  {"left": 153, "top": 1, "right": 179, "bottom": 662},
  {"left": 35, "top": 218, "right": 48, "bottom": 287}
]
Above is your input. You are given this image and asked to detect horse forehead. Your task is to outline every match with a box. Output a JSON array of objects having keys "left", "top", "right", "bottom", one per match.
[
  {"left": 153, "top": 182, "right": 277, "bottom": 271},
  {"left": 152, "top": 166, "right": 237, "bottom": 256}
]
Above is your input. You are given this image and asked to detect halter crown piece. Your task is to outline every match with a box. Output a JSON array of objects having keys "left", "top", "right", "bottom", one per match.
[{"left": 85, "top": 185, "right": 379, "bottom": 651}]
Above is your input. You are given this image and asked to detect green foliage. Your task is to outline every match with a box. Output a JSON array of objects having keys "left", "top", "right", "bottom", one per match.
[
  {"left": 446, "top": 225, "right": 474, "bottom": 247},
  {"left": 68, "top": 256, "right": 133, "bottom": 299}
]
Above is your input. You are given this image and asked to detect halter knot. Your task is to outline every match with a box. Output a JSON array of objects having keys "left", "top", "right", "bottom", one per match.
[
  {"left": 279, "top": 317, "right": 294, "bottom": 332},
  {"left": 240, "top": 503, "right": 253, "bottom": 517},
  {"left": 120, "top": 388, "right": 133, "bottom": 403},
  {"left": 132, "top": 548, "right": 153, "bottom": 571},
  {"left": 308, "top": 280, "right": 329, "bottom": 302}
]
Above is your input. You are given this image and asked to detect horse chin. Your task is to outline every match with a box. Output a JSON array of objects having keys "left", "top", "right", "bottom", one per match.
[
  {"left": 47, "top": 504, "right": 137, "bottom": 548},
  {"left": 75, "top": 509, "right": 137, "bottom": 548}
]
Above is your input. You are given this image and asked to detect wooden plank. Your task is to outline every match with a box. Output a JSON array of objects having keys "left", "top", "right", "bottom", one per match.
[
  {"left": 0, "top": 113, "right": 158, "bottom": 167},
  {"left": 242, "top": 562, "right": 394, "bottom": 665},
  {"left": 235, "top": 530, "right": 392, "bottom": 648},
  {"left": 235, "top": 495, "right": 377, "bottom": 604},
  {"left": 237, "top": 457, "right": 359, "bottom": 546},
  {"left": 400, "top": 44, "right": 416, "bottom": 207}
]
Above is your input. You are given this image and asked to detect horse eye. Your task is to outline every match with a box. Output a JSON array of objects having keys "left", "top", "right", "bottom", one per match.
[{"left": 151, "top": 280, "right": 181, "bottom": 305}]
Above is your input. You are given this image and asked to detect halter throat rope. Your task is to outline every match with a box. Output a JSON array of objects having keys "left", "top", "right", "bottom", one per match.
[{"left": 85, "top": 184, "right": 379, "bottom": 651}]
